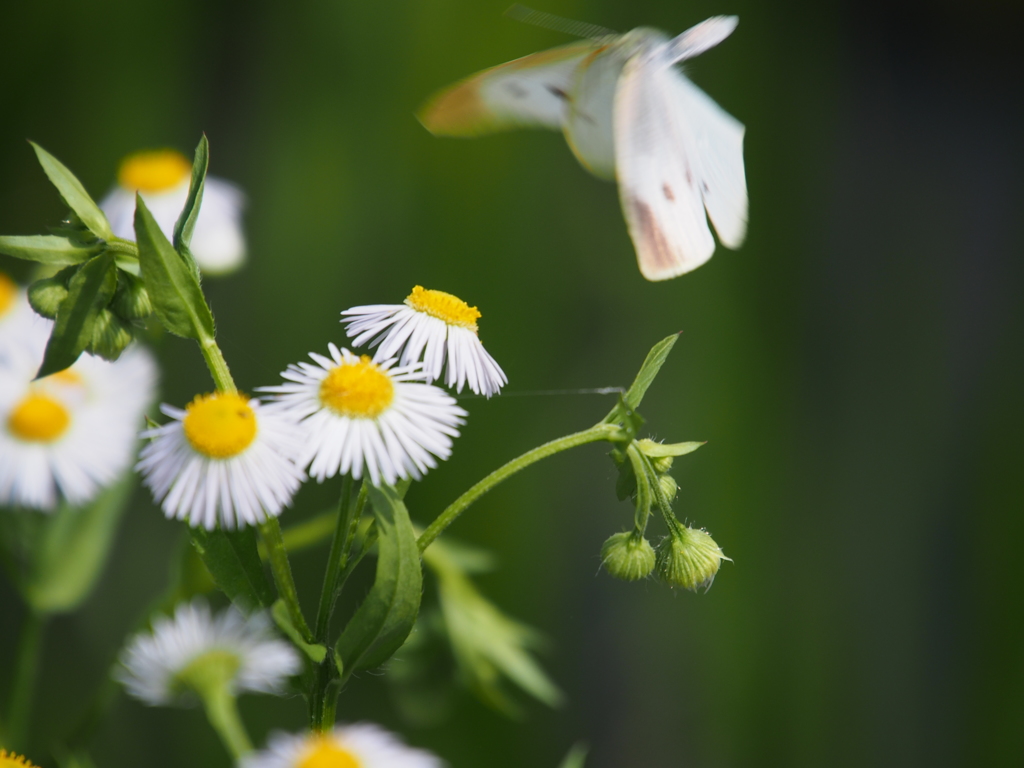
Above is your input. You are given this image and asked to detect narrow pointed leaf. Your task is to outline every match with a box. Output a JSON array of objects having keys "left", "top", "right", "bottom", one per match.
[
  {"left": 190, "top": 527, "right": 274, "bottom": 609},
  {"left": 134, "top": 195, "right": 214, "bottom": 339},
  {"left": 37, "top": 252, "right": 116, "bottom": 378},
  {"left": 24, "top": 472, "right": 135, "bottom": 613},
  {"left": 622, "top": 333, "right": 678, "bottom": 410},
  {"left": 636, "top": 440, "right": 706, "bottom": 458},
  {"left": 336, "top": 484, "right": 422, "bottom": 675},
  {"left": 0, "top": 235, "right": 96, "bottom": 266},
  {"left": 30, "top": 142, "right": 113, "bottom": 240},
  {"left": 173, "top": 135, "right": 208, "bottom": 257}
]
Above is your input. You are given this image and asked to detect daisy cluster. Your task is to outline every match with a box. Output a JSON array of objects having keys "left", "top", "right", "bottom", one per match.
[
  {"left": 0, "top": 274, "right": 156, "bottom": 511},
  {"left": 139, "top": 285, "right": 504, "bottom": 530}
]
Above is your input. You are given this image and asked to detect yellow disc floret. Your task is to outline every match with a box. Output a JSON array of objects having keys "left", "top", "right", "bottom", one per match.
[
  {"left": 7, "top": 393, "right": 71, "bottom": 443},
  {"left": 405, "top": 285, "right": 480, "bottom": 331},
  {"left": 118, "top": 149, "right": 192, "bottom": 193},
  {"left": 0, "top": 749, "right": 41, "bottom": 768},
  {"left": 319, "top": 357, "right": 394, "bottom": 419},
  {"left": 0, "top": 272, "right": 17, "bottom": 318},
  {"left": 182, "top": 393, "right": 258, "bottom": 459},
  {"left": 296, "top": 737, "right": 361, "bottom": 768}
]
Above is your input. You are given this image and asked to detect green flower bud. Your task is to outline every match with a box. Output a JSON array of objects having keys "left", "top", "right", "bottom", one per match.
[
  {"left": 112, "top": 272, "right": 153, "bottom": 320},
  {"left": 658, "top": 474, "right": 678, "bottom": 501},
  {"left": 27, "top": 276, "right": 68, "bottom": 319},
  {"left": 656, "top": 526, "right": 730, "bottom": 592},
  {"left": 89, "top": 309, "right": 134, "bottom": 361},
  {"left": 601, "top": 531, "right": 656, "bottom": 581},
  {"left": 651, "top": 455, "right": 674, "bottom": 474}
]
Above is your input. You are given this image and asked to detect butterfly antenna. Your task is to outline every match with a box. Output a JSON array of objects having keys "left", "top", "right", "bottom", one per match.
[{"left": 504, "top": 4, "right": 615, "bottom": 41}]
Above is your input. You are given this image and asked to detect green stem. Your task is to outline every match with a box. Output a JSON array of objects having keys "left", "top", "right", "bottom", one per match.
[
  {"left": 417, "top": 423, "right": 624, "bottom": 552},
  {"left": 104, "top": 237, "right": 139, "bottom": 257},
  {"left": 315, "top": 477, "right": 353, "bottom": 641},
  {"left": 6, "top": 609, "right": 45, "bottom": 751},
  {"left": 201, "top": 687, "right": 253, "bottom": 759},
  {"left": 199, "top": 336, "right": 236, "bottom": 394},
  {"left": 258, "top": 519, "right": 312, "bottom": 642},
  {"left": 310, "top": 481, "right": 367, "bottom": 730}
]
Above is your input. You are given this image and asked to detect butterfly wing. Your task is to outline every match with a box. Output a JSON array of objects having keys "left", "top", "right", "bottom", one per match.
[
  {"left": 674, "top": 73, "right": 747, "bottom": 248},
  {"left": 561, "top": 43, "right": 622, "bottom": 180},
  {"left": 418, "top": 42, "right": 597, "bottom": 137},
  {"left": 614, "top": 58, "right": 716, "bottom": 280}
]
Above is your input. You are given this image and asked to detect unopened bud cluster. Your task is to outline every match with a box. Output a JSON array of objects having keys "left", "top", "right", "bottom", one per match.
[
  {"left": 28, "top": 262, "right": 151, "bottom": 361},
  {"left": 601, "top": 436, "right": 728, "bottom": 589}
]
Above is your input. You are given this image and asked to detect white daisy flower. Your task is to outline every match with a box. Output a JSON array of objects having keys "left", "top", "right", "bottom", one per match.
[
  {"left": 341, "top": 285, "right": 507, "bottom": 397},
  {"left": 99, "top": 148, "right": 246, "bottom": 275},
  {"left": 116, "top": 599, "right": 301, "bottom": 706},
  {"left": 242, "top": 724, "right": 443, "bottom": 768},
  {"left": 260, "top": 345, "right": 466, "bottom": 486},
  {"left": 137, "top": 391, "right": 305, "bottom": 530},
  {"left": 0, "top": 330, "right": 157, "bottom": 511}
]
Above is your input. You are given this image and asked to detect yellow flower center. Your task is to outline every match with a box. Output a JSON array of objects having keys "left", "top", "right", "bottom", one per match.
[
  {"left": 296, "top": 737, "right": 361, "bottom": 768},
  {"left": 0, "top": 273, "right": 17, "bottom": 318},
  {"left": 0, "top": 749, "right": 40, "bottom": 768},
  {"left": 118, "top": 149, "right": 192, "bottom": 193},
  {"left": 7, "top": 393, "right": 71, "bottom": 443},
  {"left": 319, "top": 357, "right": 394, "bottom": 419},
  {"left": 405, "top": 285, "right": 480, "bottom": 331},
  {"left": 182, "top": 393, "right": 258, "bottom": 459}
]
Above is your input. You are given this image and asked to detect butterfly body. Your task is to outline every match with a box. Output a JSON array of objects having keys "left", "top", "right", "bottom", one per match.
[{"left": 419, "top": 17, "right": 747, "bottom": 281}]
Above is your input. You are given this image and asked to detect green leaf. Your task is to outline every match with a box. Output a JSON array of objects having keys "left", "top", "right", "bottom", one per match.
[
  {"left": 22, "top": 472, "right": 136, "bottom": 614},
  {"left": 271, "top": 599, "right": 327, "bottom": 663},
  {"left": 335, "top": 484, "right": 422, "bottom": 675},
  {"left": 557, "top": 743, "right": 589, "bottom": 768},
  {"left": 37, "top": 252, "right": 116, "bottom": 378},
  {"left": 134, "top": 195, "right": 215, "bottom": 339},
  {"left": 189, "top": 527, "right": 274, "bottom": 609},
  {"left": 173, "top": 135, "right": 208, "bottom": 255},
  {"left": 0, "top": 235, "right": 96, "bottom": 266},
  {"left": 622, "top": 333, "right": 679, "bottom": 411},
  {"left": 425, "top": 538, "right": 563, "bottom": 715},
  {"left": 636, "top": 440, "right": 706, "bottom": 458},
  {"left": 30, "top": 142, "right": 113, "bottom": 240}
]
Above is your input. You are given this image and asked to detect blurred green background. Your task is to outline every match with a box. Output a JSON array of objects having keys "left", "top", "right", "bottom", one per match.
[{"left": 2, "top": 0, "right": 1024, "bottom": 766}]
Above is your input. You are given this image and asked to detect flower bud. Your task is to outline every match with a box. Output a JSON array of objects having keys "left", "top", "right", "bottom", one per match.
[
  {"left": 651, "top": 454, "right": 674, "bottom": 474},
  {"left": 656, "top": 526, "right": 730, "bottom": 591},
  {"left": 112, "top": 272, "right": 153, "bottom": 320},
  {"left": 27, "top": 276, "right": 69, "bottom": 319},
  {"left": 658, "top": 474, "right": 678, "bottom": 501},
  {"left": 89, "top": 309, "right": 134, "bottom": 360},
  {"left": 601, "top": 531, "right": 656, "bottom": 581}
]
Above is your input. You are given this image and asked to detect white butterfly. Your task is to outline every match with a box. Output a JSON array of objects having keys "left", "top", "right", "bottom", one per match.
[{"left": 419, "top": 16, "right": 747, "bottom": 281}]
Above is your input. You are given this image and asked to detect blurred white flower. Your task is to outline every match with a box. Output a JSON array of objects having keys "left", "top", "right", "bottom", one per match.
[
  {"left": 260, "top": 344, "right": 466, "bottom": 486},
  {"left": 242, "top": 724, "right": 443, "bottom": 768},
  {"left": 0, "top": 272, "right": 48, "bottom": 362},
  {"left": 0, "top": 322, "right": 156, "bottom": 510},
  {"left": 100, "top": 148, "right": 246, "bottom": 275},
  {"left": 342, "top": 285, "right": 506, "bottom": 397},
  {"left": 137, "top": 391, "right": 306, "bottom": 530},
  {"left": 116, "top": 600, "right": 300, "bottom": 706}
]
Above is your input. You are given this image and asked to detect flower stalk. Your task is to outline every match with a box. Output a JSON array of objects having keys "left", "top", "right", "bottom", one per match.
[{"left": 418, "top": 422, "right": 625, "bottom": 552}]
